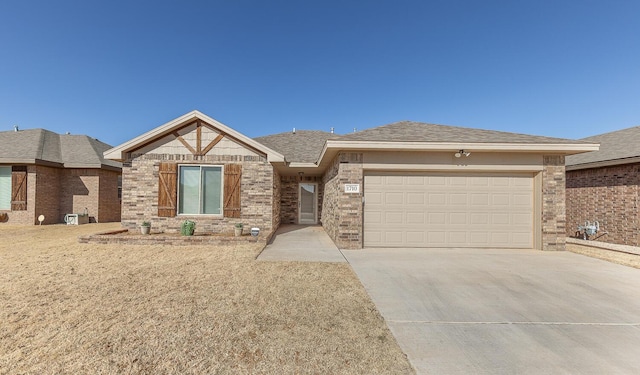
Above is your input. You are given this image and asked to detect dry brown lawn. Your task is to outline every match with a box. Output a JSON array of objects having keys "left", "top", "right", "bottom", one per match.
[{"left": 0, "top": 224, "right": 413, "bottom": 374}]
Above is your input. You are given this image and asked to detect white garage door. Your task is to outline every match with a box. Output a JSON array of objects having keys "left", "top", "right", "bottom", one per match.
[{"left": 364, "top": 173, "right": 534, "bottom": 248}]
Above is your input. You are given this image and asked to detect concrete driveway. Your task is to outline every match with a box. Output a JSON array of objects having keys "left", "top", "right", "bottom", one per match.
[{"left": 343, "top": 247, "right": 640, "bottom": 374}]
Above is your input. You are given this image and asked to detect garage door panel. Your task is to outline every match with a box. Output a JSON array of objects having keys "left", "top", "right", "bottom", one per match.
[
  {"left": 470, "top": 232, "right": 490, "bottom": 245},
  {"left": 406, "top": 212, "right": 425, "bottom": 224},
  {"left": 492, "top": 194, "right": 510, "bottom": 206},
  {"left": 450, "top": 213, "right": 467, "bottom": 224},
  {"left": 513, "top": 213, "right": 532, "bottom": 225},
  {"left": 364, "top": 211, "right": 382, "bottom": 224},
  {"left": 406, "top": 176, "right": 425, "bottom": 185},
  {"left": 428, "top": 176, "right": 446, "bottom": 185},
  {"left": 428, "top": 212, "right": 447, "bottom": 224},
  {"left": 406, "top": 231, "right": 425, "bottom": 243},
  {"left": 367, "top": 191, "right": 383, "bottom": 204},
  {"left": 427, "top": 231, "right": 446, "bottom": 245},
  {"left": 472, "top": 176, "right": 492, "bottom": 186},
  {"left": 407, "top": 192, "right": 425, "bottom": 204},
  {"left": 513, "top": 193, "right": 532, "bottom": 206},
  {"left": 492, "top": 213, "right": 510, "bottom": 225},
  {"left": 385, "top": 231, "right": 403, "bottom": 244},
  {"left": 470, "top": 193, "right": 490, "bottom": 206},
  {"left": 449, "top": 232, "right": 468, "bottom": 244},
  {"left": 385, "top": 192, "right": 404, "bottom": 204},
  {"left": 512, "top": 232, "right": 533, "bottom": 246},
  {"left": 364, "top": 173, "right": 534, "bottom": 248},
  {"left": 428, "top": 193, "right": 446, "bottom": 204},
  {"left": 450, "top": 193, "right": 467, "bottom": 205},
  {"left": 385, "top": 212, "right": 403, "bottom": 224},
  {"left": 386, "top": 176, "right": 404, "bottom": 185}
]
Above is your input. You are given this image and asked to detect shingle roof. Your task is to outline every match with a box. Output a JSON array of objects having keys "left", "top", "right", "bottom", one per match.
[
  {"left": 254, "top": 130, "right": 337, "bottom": 163},
  {"left": 0, "top": 128, "right": 120, "bottom": 169},
  {"left": 335, "top": 121, "right": 588, "bottom": 144},
  {"left": 566, "top": 126, "right": 640, "bottom": 167}
]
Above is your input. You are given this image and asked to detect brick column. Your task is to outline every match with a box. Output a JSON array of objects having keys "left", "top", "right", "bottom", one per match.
[
  {"left": 542, "top": 155, "right": 566, "bottom": 251},
  {"left": 321, "top": 153, "right": 363, "bottom": 249}
]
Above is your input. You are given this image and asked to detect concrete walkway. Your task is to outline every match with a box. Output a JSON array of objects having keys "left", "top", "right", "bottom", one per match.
[
  {"left": 343, "top": 247, "right": 640, "bottom": 374},
  {"left": 257, "top": 224, "right": 346, "bottom": 262}
]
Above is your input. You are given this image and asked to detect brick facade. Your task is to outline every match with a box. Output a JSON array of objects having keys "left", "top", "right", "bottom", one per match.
[
  {"left": 566, "top": 163, "right": 640, "bottom": 246},
  {"left": 97, "top": 169, "right": 122, "bottom": 223},
  {"left": 0, "top": 165, "right": 121, "bottom": 225},
  {"left": 121, "top": 154, "right": 276, "bottom": 236},
  {"left": 321, "top": 152, "right": 363, "bottom": 249},
  {"left": 542, "top": 155, "right": 566, "bottom": 251}
]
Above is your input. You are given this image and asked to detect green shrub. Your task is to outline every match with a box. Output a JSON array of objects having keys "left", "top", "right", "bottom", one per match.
[{"left": 181, "top": 220, "right": 196, "bottom": 236}]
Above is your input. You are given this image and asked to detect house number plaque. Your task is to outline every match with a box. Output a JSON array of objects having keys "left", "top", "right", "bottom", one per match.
[{"left": 344, "top": 184, "right": 360, "bottom": 193}]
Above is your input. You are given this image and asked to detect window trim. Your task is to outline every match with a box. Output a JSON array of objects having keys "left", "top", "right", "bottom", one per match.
[{"left": 177, "top": 164, "right": 224, "bottom": 216}]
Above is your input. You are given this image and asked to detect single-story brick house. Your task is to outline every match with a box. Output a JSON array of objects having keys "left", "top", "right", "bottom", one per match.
[
  {"left": 566, "top": 126, "right": 640, "bottom": 246},
  {"left": 105, "top": 110, "right": 598, "bottom": 250},
  {"left": 0, "top": 128, "right": 122, "bottom": 225}
]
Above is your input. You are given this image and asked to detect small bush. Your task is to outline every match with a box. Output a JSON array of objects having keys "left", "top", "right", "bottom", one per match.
[{"left": 181, "top": 220, "right": 196, "bottom": 236}]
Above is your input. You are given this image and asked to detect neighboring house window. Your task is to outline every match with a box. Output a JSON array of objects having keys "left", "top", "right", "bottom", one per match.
[
  {"left": 178, "top": 165, "right": 223, "bottom": 215},
  {"left": 0, "top": 167, "right": 10, "bottom": 210}
]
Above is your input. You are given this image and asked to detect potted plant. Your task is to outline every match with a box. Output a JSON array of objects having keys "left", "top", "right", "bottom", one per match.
[
  {"left": 140, "top": 221, "right": 151, "bottom": 235},
  {"left": 181, "top": 220, "right": 196, "bottom": 236},
  {"left": 234, "top": 223, "right": 244, "bottom": 237}
]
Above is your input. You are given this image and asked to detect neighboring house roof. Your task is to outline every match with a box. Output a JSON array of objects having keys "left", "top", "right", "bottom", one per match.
[
  {"left": 0, "top": 128, "right": 120, "bottom": 169},
  {"left": 105, "top": 110, "right": 285, "bottom": 163},
  {"left": 254, "top": 130, "right": 337, "bottom": 163},
  {"left": 566, "top": 126, "right": 640, "bottom": 170}
]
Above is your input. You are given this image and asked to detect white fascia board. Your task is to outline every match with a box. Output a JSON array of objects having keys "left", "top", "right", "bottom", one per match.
[
  {"left": 324, "top": 140, "right": 600, "bottom": 153},
  {"left": 0, "top": 158, "right": 36, "bottom": 164},
  {"left": 288, "top": 162, "right": 319, "bottom": 168},
  {"left": 104, "top": 110, "right": 285, "bottom": 162}
]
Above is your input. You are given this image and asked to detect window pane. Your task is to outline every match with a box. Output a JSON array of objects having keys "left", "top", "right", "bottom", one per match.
[
  {"left": 179, "top": 166, "right": 200, "bottom": 214},
  {"left": 0, "top": 167, "right": 10, "bottom": 210},
  {"left": 202, "top": 167, "right": 222, "bottom": 215}
]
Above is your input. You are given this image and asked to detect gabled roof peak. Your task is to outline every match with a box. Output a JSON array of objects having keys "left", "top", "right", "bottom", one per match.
[{"left": 104, "top": 110, "right": 285, "bottom": 162}]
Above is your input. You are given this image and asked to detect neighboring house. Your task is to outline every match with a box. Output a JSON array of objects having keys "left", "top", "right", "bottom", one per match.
[
  {"left": 105, "top": 110, "right": 597, "bottom": 250},
  {"left": 566, "top": 126, "right": 640, "bottom": 246},
  {"left": 0, "top": 128, "right": 121, "bottom": 225}
]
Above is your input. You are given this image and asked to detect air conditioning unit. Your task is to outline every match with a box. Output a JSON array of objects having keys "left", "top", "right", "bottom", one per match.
[{"left": 64, "top": 213, "right": 89, "bottom": 225}]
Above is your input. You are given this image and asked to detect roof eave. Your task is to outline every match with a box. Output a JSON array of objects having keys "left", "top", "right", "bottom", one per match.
[
  {"left": 566, "top": 156, "right": 640, "bottom": 171},
  {"left": 313, "top": 140, "right": 599, "bottom": 169},
  {"left": 0, "top": 158, "right": 64, "bottom": 168},
  {"left": 324, "top": 140, "right": 599, "bottom": 153}
]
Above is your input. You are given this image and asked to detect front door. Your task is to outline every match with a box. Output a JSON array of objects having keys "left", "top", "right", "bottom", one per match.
[{"left": 298, "top": 183, "right": 317, "bottom": 224}]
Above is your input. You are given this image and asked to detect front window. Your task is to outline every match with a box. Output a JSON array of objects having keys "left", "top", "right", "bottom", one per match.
[
  {"left": 0, "top": 166, "right": 10, "bottom": 210},
  {"left": 178, "top": 165, "right": 223, "bottom": 215}
]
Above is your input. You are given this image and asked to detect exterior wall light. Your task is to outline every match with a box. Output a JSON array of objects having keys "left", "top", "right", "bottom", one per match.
[{"left": 455, "top": 149, "right": 471, "bottom": 158}]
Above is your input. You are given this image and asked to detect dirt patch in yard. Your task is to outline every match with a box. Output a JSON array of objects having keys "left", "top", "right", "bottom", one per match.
[{"left": 0, "top": 224, "right": 413, "bottom": 374}]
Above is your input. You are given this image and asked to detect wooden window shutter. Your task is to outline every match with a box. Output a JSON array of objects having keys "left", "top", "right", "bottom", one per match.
[
  {"left": 158, "top": 162, "right": 177, "bottom": 217},
  {"left": 223, "top": 164, "right": 241, "bottom": 218},
  {"left": 11, "top": 167, "right": 27, "bottom": 211}
]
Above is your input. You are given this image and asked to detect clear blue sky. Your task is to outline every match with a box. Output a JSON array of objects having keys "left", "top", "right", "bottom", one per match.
[{"left": 1, "top": 1, "right": 638, "bottom": 147}]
